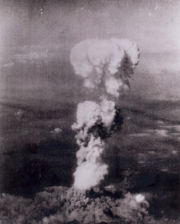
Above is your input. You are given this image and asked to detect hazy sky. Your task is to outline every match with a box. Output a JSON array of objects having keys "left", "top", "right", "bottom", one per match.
[
  {"left": 0, "top": 0, "right": 179, "bottom": 51},
  {"left": 0, "top": 0, "right": 180, "bottom": 102}
]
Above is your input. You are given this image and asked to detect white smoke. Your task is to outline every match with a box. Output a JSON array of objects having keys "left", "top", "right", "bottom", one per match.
[
  {"left": 70, "top": 38, "right": 140, "bottom": 97},
  {"left": 72, "top": 99, "right": 115, "bottom": 190},
  {"left": 70, "top": 38, "right": 140, "bottom": 190},
  {"left": 73, "top": 136, "right": 108, "bottom": 190},
  {"left": 72, "top": 98, "right": 115, "bottom": 132}
]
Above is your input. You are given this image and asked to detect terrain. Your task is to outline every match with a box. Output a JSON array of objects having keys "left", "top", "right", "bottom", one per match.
[{"left": 0, "top": 98, "right": 179, "bottom": 223}]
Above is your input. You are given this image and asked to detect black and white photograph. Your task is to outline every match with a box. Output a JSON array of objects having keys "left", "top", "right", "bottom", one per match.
[{"left": 0, "top": 0, "right": 180, "bottom": 223}]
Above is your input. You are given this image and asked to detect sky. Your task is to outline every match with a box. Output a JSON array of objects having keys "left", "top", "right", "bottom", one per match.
[{"left": 0, "top": 0, "right": 180, "bottom": 104}]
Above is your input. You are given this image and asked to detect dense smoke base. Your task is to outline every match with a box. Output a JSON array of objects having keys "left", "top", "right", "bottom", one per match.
[
  {"left": 41, "top": 186, "right": 149, "bottom": 224},
  {"left": 0, "top": 186, "right": 150, "bottom": 224},
  {"left": 71, "top": 38, "right": 140, "bottom": 190}
]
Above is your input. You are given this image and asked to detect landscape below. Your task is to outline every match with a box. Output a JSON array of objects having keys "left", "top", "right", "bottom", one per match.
[{"left": 0, "top": 98, "right": 180, "bottom": 223}]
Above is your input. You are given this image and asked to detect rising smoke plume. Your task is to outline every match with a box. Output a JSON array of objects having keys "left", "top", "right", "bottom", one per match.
[{"left": 70, "top": 38, "right": 140, "bottom": 190}]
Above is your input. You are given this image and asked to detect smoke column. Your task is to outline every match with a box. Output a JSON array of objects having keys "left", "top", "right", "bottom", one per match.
[{"left": 70, "top": 38, "right": 140, "bottom": 190}]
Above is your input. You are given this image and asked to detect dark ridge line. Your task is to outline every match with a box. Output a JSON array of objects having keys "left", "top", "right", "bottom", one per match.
[
  {"left": 0, "top": 99, "right": 180, "bottom": 124},
  {"left": 121, "top": 106, "right": 180, "bottom": 125},
  {"left": 0, "top": 100, "right": 75, "bottom": 114}
]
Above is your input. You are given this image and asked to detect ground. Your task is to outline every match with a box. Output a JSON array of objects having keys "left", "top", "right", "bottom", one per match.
[{"left": 0, "top": 98, "right": 180, "bottom": 223}]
